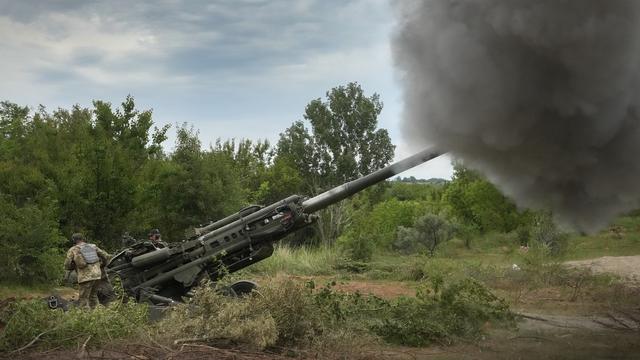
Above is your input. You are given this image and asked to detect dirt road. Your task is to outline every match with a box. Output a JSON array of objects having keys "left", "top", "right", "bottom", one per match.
[{"left": 565, "top": 255, "right": 640, "bottom": 283}]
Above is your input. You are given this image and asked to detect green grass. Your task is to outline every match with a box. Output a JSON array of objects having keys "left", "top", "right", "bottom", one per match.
[
  {"left": 242, "top": 244, "right": 340, "bottom": 276},
  {"left": 564, "top": 216, "right": 640, "bottom": 260},
  {"left": 0, "top": 300, "right": 148, "bottom": 352},
  {"left": 0, "top": 283, "right": 75, "bottom": 300},
  {"left": 434, "top": 215, "right": 640, "bottom": 264},
  {"left": 240, "top": 216, "right": 640, "bottom": 282}
]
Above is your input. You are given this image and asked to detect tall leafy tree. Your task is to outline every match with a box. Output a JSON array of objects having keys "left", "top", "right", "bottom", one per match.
[
  {"left": 65, "top": 97, "right": 168, "bottom": 247},
  {"left": 278, "top": 82, "right": 394, "bottom": 191},
  {"left": 0, "top": 102, "right": 65, "bottom": 283},
  {"left": 149, "top": 125, "right": 246, "bottom": 241},
  {"left": 277, "top": 82, "right": 395, "bottom": 244}
]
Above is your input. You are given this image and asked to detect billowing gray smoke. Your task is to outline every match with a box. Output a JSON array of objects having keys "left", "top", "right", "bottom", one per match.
[{"left": 392, "top": 0, "right": 640, "bottom": 232}]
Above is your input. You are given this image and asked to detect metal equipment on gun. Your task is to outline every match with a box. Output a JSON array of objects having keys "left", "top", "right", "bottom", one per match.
[{"left": 106, "top": 148, "right": 441, "bottom": 304}]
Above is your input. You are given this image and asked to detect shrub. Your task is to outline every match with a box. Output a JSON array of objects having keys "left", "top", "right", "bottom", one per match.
[
  {"left": 158, "top": 284, "right": 278, "bottom": 350},
  {"left": 394, "top": 214, "right": 454, "bottom": 255},
  {"left": 338, "top": 232, "right": 374, "bottom": 261},
  {"left": 158, "top": 277, "right": 324, "bottom": 349},
  {"left": 254, "top": 278, "right": 324, "bottom": 345},
  {"left": 0, "top": 198, "right": 65, "bottom": 284},
  {"left": 342, "top": 199, "right": 427, "bottom": 253},
  {"left": 0, "top": 300, "right": 148, "bottom": 352},
  {"left": 531, "top": 213, "right": 568, "bottom": 255},
  {"left": 516, "top": 226, "right": 531, "bottom": 246},
  {"left": 158, "top": 276, "right": 514, "bottom": 350},
  {"left": 309, "top": 276, "right": 514, "bottom": 348},
  {"left": 373, "top": 278, "right": 515, "bottom": 346}
]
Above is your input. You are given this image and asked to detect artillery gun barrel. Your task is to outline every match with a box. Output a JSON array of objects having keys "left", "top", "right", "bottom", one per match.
[{"left": 302, "top": 148, "right": 441, "bottom": 213}]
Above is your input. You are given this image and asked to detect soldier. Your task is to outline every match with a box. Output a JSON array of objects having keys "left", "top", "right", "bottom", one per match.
[
  {"left": 148, "top": 228, "right": 167, "bottom": 248},
  {"left": 64, "top": 233, "right": 111, "bottom": 308}
]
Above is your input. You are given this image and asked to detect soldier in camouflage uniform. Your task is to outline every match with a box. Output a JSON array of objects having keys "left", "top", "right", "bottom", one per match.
[{"left": 64, "top": 233, "right": 111, "bottom": 308}]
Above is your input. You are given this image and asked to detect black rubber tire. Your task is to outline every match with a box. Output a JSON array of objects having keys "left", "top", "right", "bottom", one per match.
[{"left": 229, "top": 280, "right": 258, "bottom": 297}]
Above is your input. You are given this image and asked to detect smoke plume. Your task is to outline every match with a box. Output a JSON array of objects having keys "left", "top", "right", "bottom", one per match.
[{"left": 392, "top": 0, "right": 640, "bottom": 232}]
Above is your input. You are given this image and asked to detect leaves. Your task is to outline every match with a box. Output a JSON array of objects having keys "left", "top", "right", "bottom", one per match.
[
  {"left": 443, "top": 163, "right": 527, "bottom": 233},
  {"left": 277, "top": 82, "right": 394, "bottom": 193},
  {"left": 276, "top": 82, "right": 395, "bottom": 245}
]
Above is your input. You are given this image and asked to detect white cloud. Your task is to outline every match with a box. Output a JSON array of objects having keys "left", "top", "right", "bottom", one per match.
[{"left": 0, "top": 0, "right": 453, "bottom": 179}]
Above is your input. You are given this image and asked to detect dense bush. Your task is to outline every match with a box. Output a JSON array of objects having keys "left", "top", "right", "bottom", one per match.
[
  {"left": 443, "top": 164, "right": 528, "bottom": 233},
  {"left": 0, "top": 300, "right": 148, "bottom": 352},
  {"left": 0, "top": 198, "right": 65, "bottom": 283},
  {"left": 373, "top": 278, "right": 514, "bottom": 346},
  {"left": 395, "top": 214, "right": 454, "bottom": 255},
  {"left": 339, "top": 198, "right": 427, "bottom": 260},
  {"left": 158, "top": 278, "right": 324, "bottom": 349}
]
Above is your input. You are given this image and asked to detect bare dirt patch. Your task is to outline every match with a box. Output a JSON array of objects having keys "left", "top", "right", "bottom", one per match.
[
  {"left": 331, "top": 280, "right": 415, "bottom": 299},
  {"left": 565, "top": 255, "right": 640, "bottom": 283}
]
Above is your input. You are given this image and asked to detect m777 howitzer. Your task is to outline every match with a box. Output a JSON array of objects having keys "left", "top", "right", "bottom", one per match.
[{"left": 106, "top": 148, "right": 441, "bottom": 305}]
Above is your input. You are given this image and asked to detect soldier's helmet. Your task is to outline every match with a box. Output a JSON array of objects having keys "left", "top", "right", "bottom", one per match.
[
  {"left": 71, "top": 233, "right": 85, "bottom": 243},
  {"left": 148, "top": 229, "right": 161, "bottom": 237}
]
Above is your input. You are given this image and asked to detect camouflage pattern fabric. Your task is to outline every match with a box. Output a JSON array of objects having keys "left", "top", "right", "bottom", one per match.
[
  {"left": 77, "top": 279, "right": 99, "bottom": 308},
  {"left": 64, "top": 243, "right": 111, "bottom": 283}
]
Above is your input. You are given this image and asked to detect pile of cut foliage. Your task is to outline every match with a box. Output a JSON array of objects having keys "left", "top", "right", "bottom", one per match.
[{"left": 158, "top": 276, "right": 515, "bottom": 349}]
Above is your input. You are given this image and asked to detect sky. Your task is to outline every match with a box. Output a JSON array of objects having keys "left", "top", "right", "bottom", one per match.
[{"left": 0, "top": 0, "right": 454, "bottom": 180}]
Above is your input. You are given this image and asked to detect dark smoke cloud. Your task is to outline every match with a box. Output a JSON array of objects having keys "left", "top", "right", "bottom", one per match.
[{"left": 392, "top": 0, "right": 640, "bottom": 232}]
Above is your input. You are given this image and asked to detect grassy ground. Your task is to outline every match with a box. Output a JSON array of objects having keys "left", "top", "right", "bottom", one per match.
[
  {"left": 2, "top": 215, "right": 640, "bottom": 358},
  {"left": 245, "top": 245, "right": 340, "bottom": 276},
  {"left": 244, "top": 215, "right": 640, "bottom": 283},
  {"left": 564, "top": 216, "right": 640, "bottom": 260},
  {"left": 0, "top": 284, "right": 75, "bottom": 301}
]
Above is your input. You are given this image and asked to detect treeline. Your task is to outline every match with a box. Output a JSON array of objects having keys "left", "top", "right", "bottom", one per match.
[
  {"left": 1, "top": 81, "right": 559, "bottom": 285},
  {"left": 0, "top": 83, "right": 396, "bottom": 283}
]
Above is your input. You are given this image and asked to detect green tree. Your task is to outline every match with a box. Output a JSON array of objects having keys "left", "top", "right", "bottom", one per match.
[
  {"left": 277, "top": 82, "right": 395, "bottom": 244},
  {"left": 149, "top": 125, "right": 245, "bottom": 240},
  {"left": 252, "top": 156, "right": 304, "bottom": 205},
  {"left": 443, "top": 164, "right": 525, "bottom": 234},
  {"left": 278, "top": 82, "right": 394, "bottom": 189},
  {"left": 0, "top": 97, "right": 169, "bottom": 249},
  {"left": 0, "top": 102, "right": 65, "bottom": 283},
  {"left": 56, "top": 97, "right": 168, "bottom": 247}
]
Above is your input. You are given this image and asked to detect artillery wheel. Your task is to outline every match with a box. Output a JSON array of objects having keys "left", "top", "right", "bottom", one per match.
[{"left": 228, "top": 280, "right": 258, "bottom": 297}]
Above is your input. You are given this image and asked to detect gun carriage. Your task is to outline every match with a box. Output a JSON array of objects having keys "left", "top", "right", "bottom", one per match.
[{"left": 107, "top": 149, "right": 441, "bottom": 304}]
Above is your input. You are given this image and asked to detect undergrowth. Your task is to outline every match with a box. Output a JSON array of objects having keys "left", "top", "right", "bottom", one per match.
[
  {"left": 374, "top": 278, "right": 515, "bottom": 346},
  {"left": 0, "top": 300, "right": 148, "bottom": 352},
  {"left": 157, "top": 275, "right": 514, "bottom": 350}
]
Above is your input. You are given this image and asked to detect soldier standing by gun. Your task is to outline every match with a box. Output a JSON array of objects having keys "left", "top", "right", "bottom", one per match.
[{"left": 64, "top": 233, "right": 111, "bottom": 308}]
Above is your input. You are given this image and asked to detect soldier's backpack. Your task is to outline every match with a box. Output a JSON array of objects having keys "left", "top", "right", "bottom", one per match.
[{"left": 76, "top": 244, "right": 100, "bottom": 268}]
